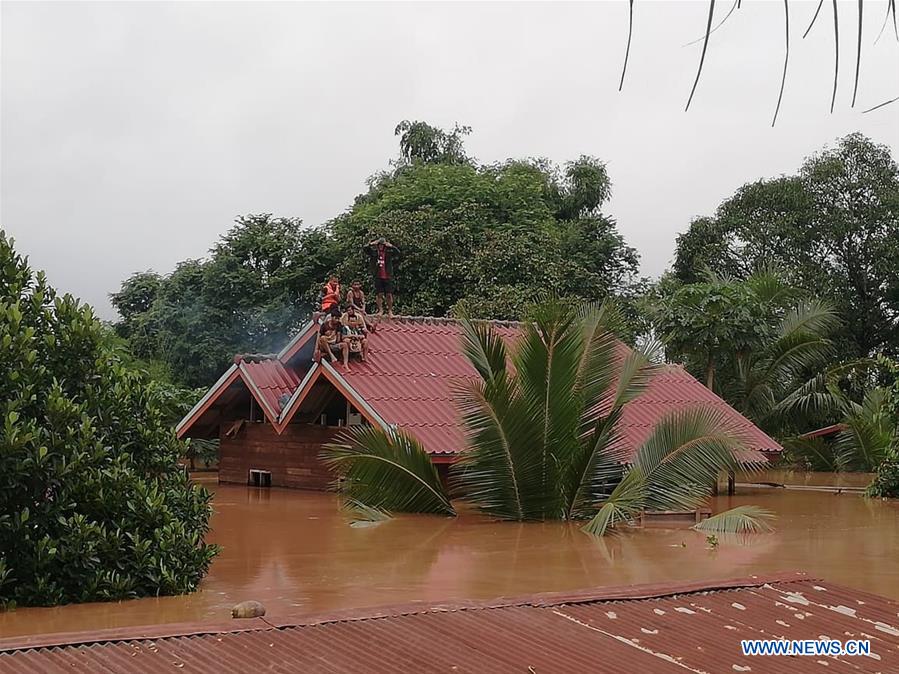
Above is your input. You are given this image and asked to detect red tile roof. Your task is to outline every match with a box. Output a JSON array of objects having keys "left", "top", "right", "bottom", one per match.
[
  {"left": 614, "top": 364, "right": 782, "bottom": 464},
  {"left": 179, "top": 316, "right": 782, "bottom": 462},
  {"left": 332, "top": 318, "right": 780, "bottom": 461},
  {"left": 2, "top": 573, "right": 896, "bottom": 673},
  {"left": 338, "top": 319, "right": 520, "bottom": 455},
  {"left": 237, "top": 358, "right": 301, "bottom": 419}
]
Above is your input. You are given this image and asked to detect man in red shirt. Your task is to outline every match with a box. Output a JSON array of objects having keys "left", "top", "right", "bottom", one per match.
[{"left": 364, "top": 238, "right": 400, "bottom": 318}]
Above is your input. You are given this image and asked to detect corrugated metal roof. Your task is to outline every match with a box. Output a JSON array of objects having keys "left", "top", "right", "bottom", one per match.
[
  {"left": 2, "top": 574, "right": 896, "bottom": 673},
  {"left": 238, "top": 358, "right": 301, "bottom": 419},
  {"left": 179, "top": 316, "right": 782, "bottom": 462},
  {"left": 336, "top": 318, "right": 780, "bottom": 461}
]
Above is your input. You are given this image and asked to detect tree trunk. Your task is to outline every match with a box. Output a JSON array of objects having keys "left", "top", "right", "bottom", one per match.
[{"left": 705, "top": 358, "right": 715, "bottom": 390}]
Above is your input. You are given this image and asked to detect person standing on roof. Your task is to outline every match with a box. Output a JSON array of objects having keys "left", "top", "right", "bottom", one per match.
[{"left": 364, "top": 238, "right": 400, "bottom": 318}]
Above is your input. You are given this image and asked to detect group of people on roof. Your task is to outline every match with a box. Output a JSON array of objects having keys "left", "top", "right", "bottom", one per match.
[{"left": 313, "top": 237, "right": 400, "bottom": 372}]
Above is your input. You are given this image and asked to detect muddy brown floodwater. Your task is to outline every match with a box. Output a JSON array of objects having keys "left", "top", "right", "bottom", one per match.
[{"left": 2, "top": 475, "right": 898, "bottom": 639}]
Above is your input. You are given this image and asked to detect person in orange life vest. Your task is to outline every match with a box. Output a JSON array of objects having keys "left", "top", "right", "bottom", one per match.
[
  {"left": 364, "top": 238, "right": 400, "bottom": 318},
  {"left": 320, "top": 275, "right": 341, "bottom": 314}
]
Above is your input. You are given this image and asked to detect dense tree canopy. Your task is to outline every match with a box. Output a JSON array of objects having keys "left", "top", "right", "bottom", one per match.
[
  {"left": 112, "top": 215, "right": 337, "bottom": 386},
  {"left": 114, "top": 122, "right": 641, "bottom": 387},
  {"left": 672, "top": 133, "right": 899, "bottom": 357},
  {"left": 0, "top": 232, "right": 217, "bottom": 607}
]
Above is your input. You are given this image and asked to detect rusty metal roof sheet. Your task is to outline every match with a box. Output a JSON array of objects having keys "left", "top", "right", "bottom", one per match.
[{"left": 2, "top": 573, "right": 895, "bottom": 673}]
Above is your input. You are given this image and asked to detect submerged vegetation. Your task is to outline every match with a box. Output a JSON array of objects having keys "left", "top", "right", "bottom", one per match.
[
  {"left": 323, "top": 299, "right": 769, "bottom": 536},
  {"left": 0, "top": 233, "right": 217, "bottom": 608}
]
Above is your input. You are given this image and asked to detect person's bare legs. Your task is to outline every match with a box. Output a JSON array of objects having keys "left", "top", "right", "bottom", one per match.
[
  {"left": 341, "top": 342, "right": 351, "bottom": 372},
  {"left": 386, "top": 292, "right": 394, "bottom": 318},
  {"left": 318, "top": 336, "right": 337, "bottom": 363},
  {"left": 376, "top": 292, "right": 384, "bottom": 315},
  {"left": 360, "top": 338, "right": 368, "bottom": 362}
]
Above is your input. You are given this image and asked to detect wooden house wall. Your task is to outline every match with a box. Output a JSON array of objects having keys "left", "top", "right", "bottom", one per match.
[{"left": 219, "top": 422, "right": 339, "bottom": 490}]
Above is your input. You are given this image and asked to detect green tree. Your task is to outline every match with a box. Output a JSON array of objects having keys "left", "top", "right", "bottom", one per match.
[
  {"left": 0, "top": 232, "right": 217, "bottom": 607},
  {"left": 328, "top": 135, "right": 640, "bottom": 321},
  {"left": 394, "top": 120, "right": 471, "bottom": 166},
  {"left": 113, "top": 123, "right": 644, "bottom": 385},
  {"left": 654, "top": 271, "right": 841, "bottom": 436},
  {"left": 113, "top": 215, "right": 339, "bottom": 387},
  {"left": 672, "top": 134, "right": 899, "bottom": 357},
  {"left": 323, "top": 299, "right": 764, "bottom": 535}
]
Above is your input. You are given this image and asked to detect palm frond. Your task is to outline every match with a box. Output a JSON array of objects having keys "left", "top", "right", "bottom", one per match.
[
  {"left": 566, "top": 408, "right": 627, "bottom": 520},
  {"left": 515, "top": 300, "right": 586, "bottom": 516},
  {"left": 693, "top": 506, "right": 776, "bottom": 533},
  {"left": 744, "top": 265, "right": 796, "bottom": 305},
  {"left": 779, "top": 300, "right": 840, "bottom": 338},
  {"left": 685, "top": 0, "right": 717, "bottom": 112},
  {"left": 635, "top": 408, "right": 745, "bottom": 513},
  {"left": 583, "top": 408, "right": 747, "bottom": 536},
  {"left": 802, "top": 0, "right": 824, "bottom": 39},
  {"left": 783, "top": 435, "right": 841, "bottom": 472},
  {"left": 873, "top": 0, "right": 898, "bottom": 44},
  {"left": 454, "top": 375, "right": 546, "bottom": 520},
  {"left": 833, "top": 388, "right": 894, "bottom": 471},
  {"left": 683, "top": 0, "right": 739, "bottom": 47},
  {"left": 830, "top": 0, "right": 839, "bottom": 113},
  {"left": 862, "top": 95, "right": 899, "bottom": 114},
  {"left": 582, "top": 469, "right": 646, "bottom": 536},
  {"left": 771, "top": 0, "right": 790, "bottom": 127},
  {"left": 321, "top": 426, "right": 455, "bottom": 516},
  {"left": 769, "top": 372, "right": 843, "bottom": 422},
  {"left": 460, "top": 316, "right": 508, "bottom": 386},
  {"left": 619, "top": 0, "right": 634, "bottom": 91},
  {"left": 852, "top": 0, "right": 862, "bottom": 107}
]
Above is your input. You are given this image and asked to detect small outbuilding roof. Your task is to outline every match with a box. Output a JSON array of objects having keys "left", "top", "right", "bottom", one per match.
[
  {"left": 178, "top": 316, "right": 783, "bottom": 462},
  {"left": 2, "top": 573, "right": 896, "bottom": 673}
]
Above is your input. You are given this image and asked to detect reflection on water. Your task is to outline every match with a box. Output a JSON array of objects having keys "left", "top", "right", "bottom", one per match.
[{"left": 2, "top": 478, "right": 898, "bottom": 638}]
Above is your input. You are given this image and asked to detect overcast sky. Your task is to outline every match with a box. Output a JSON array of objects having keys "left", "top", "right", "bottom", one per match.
[{"left": 2, "top": 1, "right": 897, "bottom": 320}]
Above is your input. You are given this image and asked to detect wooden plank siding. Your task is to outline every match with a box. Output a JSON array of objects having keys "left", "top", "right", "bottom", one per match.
[{"left": 218, "top": 423, "right": 340, "bottom": 490}]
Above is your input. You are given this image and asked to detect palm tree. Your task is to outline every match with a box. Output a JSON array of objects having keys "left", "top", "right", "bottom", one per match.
[
  {"left": 785, "top": 387, "right": 895, "bottom": 473},
  {"left": 323, "top": 299, "right": 769, "bottom": 535},
  {"left": 726, "top": 299, "right": 841, "bottom": 434}
]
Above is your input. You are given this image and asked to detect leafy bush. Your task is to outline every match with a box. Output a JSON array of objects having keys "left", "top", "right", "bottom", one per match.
[
  {"left": 866, "top": 456, "right": 899, "bottom": 498},
  {"left": 0, "top": 231, "right": 218, "bottom": 608}
]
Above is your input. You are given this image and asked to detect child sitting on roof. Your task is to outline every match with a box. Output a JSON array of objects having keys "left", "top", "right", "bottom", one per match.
[
  {"left": 314, "top": 307, "right": 351, "bottom": 371},
  {"left": 345, "top": 279, "right": 377, "bottom": 333},
  {"left": 341, "top": 304, "right": 369, "bottom": 364}
]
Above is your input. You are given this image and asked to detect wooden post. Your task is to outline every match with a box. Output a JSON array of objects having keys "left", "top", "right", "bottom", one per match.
[
  {"left": 711, "top": 471, "right": 719, "bottom": 496},
  {"left": 727, "top": 470, "right": 735, "bottom": 495}
]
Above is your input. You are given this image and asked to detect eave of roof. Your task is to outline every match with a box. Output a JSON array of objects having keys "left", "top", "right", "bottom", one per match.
[
  {"left": 277, "top": 319, "right": 318, "bottom": 362},
  {"left": 799, "top": 423, "right": 848, "bottom": 439},
  {"left": 177, "top": 359, "right": 299, "bottom": 438}
]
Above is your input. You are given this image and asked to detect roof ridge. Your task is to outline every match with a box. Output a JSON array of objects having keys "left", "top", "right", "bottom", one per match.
[
  {"left": 386, "top": 315, "right": 525, "bottom": 328},
  {"left": 233, "top": 353, "right": 280, "bottom": 364}
]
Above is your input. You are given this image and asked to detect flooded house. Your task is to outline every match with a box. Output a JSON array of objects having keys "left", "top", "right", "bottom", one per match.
[{"left": 176, "top": 317, "right": 783, "bottom": 490}]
